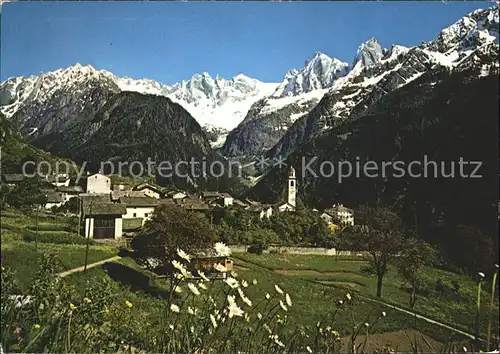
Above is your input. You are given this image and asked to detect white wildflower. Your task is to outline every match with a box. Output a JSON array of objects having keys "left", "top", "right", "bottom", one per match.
[
  {"left": 231, "top": 271, "right": 239, "bottom": 278},
  {"left": 190, "top": 326, "right": 195, "bottom": 334},
  {"left": 338, "top": 300, "right": 344, "bottom": 305},
  {"left": 265, "top": 293, "right": 271, "bottom": 300},
  {"left": 252, "top": 279, "right": 258, "bottom": 285},
  {"left": 214, "top": 263, "right": 227, "bottom": 273},
  {"left": 198, "top": 270, "right": 210, "bottom": 281},
  {"left": 285, "top": 293, "right": 292, "bottom": 307},
  {"left": 199, "top": 282, "right": 208, "bottom": 290},
  {"left": 257, "top": 313, "right": 263, "bottom": 320},
  {"left": 279, "top": 300, "right": 288, "bottom": 312},
  {"left": 306, "top": 346, "right": 313, "bottom": 353},
  {"left": 227, "top": 295, "right": 236, "bottom": 306},
  {"left": 172, "top": 260, "right": 185, "bottom": 272},
  {"left": 478, "top": 272, "right": 485, "bottom": 279},
  {"left": 463, "top": 347, "right": 467, "bottom": 352},
  {"left": 176, "top": 248, "right": 191, "bottom": 262},
  {"left": 238, "top": 288, "right": 252, "bottom": 307},
  {"left": 224, "top": 277, "right": 239, "bottom": 289},
  {"left": 174, "top": 273, "right": 184, "bottom": 280},
  {"left": 382, "top": 311, "right": 386, "bottom": 317},
  {"left": 170, "top": 304, "right": 180, "bottom": 313},
  {"left": 169, "top": 324, "right": 174, "bottom": 330},
  {"left": 241, "top": 280, "right": 249, "bottom": 288},
  {"left": 210, "top": 314, "right": 217, "bottom": 328},
  {"left": 188, "top": 306, "right": 195, "bottom": 315},
  {"left": 364, "top": 322, "right": 369, "bottom": 327},
  {"left": 275, "top": 284, "right": 284, "bottom": 295},
  {"left": 346, "top": 293, "right": 352, "bottom": 301},
  {"left": 215, "top": 242, "right": 231, "bottom": 257},
  {"left": 174, "top": 286, "right": 183, "bottom": 293},
  {"left": 187, "top": 283, "right": 200, "bottom": 296},
  {"left": 263, "top": 323, "right": 272, "bottom": 334}
]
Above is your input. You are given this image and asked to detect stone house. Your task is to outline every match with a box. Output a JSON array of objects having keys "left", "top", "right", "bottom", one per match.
[
  {"left": 85, "top": 173, "right": 111, "bottom": 194},
  {"left": 120, "top": 196, "right": 159, "bottom": 225},
  {"left": 57, "top": 185, "right": 83, "bottom": 203},
  {"left": 81, "top": 194, "right": 126, "bottom": 239},
  {"left": 46, "top": 174, "right": 70, "bottom": 187},
  {"left": 132, "top": 183, "right": 162, "bottom": 199},
  {"left": 44, "top": 192, "right": 65, "bottom": 209},
  {"left": 323, "top": 204, "right": 355, "bottom": 226},
  {"left": 2, "top": 174, "right": 26, "bottom": 187}
]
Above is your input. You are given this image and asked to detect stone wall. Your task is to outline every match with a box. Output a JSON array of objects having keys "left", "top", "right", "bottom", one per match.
[{"left": 229, "top": 245, "right": 365, "bottom": 257}]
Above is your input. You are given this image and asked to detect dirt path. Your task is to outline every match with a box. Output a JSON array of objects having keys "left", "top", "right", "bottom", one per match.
[
  {"left": 358, "top": 295, "right": 484, "bottom": 342},
  {"left": 57, "top": 256, "right": 121, "bottom": 278}
]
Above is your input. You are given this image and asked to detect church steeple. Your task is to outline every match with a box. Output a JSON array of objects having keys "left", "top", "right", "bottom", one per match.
[{"left": 287, "top": 166, "right": 297, "bottom": 208}]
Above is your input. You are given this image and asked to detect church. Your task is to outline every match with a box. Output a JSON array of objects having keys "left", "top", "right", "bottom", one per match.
[{"left": 276, "top": 166, "right": 297, "bottom": 212}]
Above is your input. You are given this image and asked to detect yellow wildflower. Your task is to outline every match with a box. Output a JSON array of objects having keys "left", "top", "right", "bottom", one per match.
[
  {"left": 83, "top": 297, "right": 92, "bottom": 303},
  {"left": 124, "top": 300, "right": 133, "bottom": 308},
  {"left": 69, "top": 303, "right": 77, "bottom": 311},
  {"left": 33, "top": 324, "right": 41, "bottom": 329}
]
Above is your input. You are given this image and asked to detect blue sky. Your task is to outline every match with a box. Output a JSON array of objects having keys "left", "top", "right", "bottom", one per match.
[{"left": 0, "top": 1, "right": 493, "bottom": 84}]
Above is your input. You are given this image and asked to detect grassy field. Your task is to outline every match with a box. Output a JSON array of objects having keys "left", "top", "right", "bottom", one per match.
[
  {"left": 1, "top": 208, "right": 119, "bottom": 289},
  {"left": 234, "top": 253, "right": 499, "bottom": 338},
  {"left": 2, "top": 207, "right": 496, "bottom": 351},
  {"left": 55, "top": 254, "right": 475, "bottom": 351}
]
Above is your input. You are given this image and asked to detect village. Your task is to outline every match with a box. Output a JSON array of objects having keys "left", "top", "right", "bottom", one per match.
[{"left": 1, "top": 166, "right": 355, "bottom": 242}]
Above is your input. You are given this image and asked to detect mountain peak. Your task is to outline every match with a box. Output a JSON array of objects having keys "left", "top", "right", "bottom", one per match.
[
  {"left": 352, "top": 37, "right": 385, "bottom": 68},
  {"left": 427, "top": 6, "right": 499, "bottom": 53},
  {"left": 274, "top": 51, "right": 348, "bottom": 97}
]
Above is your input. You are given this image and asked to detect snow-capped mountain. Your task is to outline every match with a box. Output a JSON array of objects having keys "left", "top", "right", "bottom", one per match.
[
  {"left": 0, "top": 65, "right": 278, "bottom": 137},
  {"left": 265, "top": 6, "right": 499, "bottom": 161},
  {"left": 1, "top": 5, "right": 497, "bottom": 161},
  {"left": 164, "top": 73, "right": 278, "bottom": 130},
  {"left": 351, "top": 38, "right": 385, "bottom": 70},
  {"left": 219, "top": 51, "right": 351, "bottom": 157},
  {"left": 222, "top": 5, "right": 499, "bottom": 159},
  {"left": 273, "top": 52, "right": 349, "bottom": 98}
]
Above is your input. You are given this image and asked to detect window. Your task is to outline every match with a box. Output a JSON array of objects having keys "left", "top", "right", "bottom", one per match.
[
  {"left": 145, "top": 213, "right": 149, "bottom": 217},
  {"left": 290, "top": 181, "right": 295, "bottom": 187},
  {"left": 133, "top": 213, "right": 137, "bottom": 217}
]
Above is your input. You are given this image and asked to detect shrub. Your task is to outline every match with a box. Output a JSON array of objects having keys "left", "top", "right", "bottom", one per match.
[
  {"left": 26, "top": 224, "right": 71, "bottom": 232},
  {"left": 248, "top": 240, "right": 268, "bottom": 255}
]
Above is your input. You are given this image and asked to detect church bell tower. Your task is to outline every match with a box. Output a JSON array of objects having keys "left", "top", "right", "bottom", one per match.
[{"left": 287, "top": 166, "right": 297, "bottom": 208}]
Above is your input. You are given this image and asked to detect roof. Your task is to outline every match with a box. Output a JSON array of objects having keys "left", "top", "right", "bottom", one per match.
[
  {"left": 181, "top": 201, "right": 210, "bottom": 211},
  {"left": 120, "top": 196, "right": 159, "bottom": 207},
  {"left": 325, "top": 204, "right": 354, "bottom": 214},
  {"left": 46, "top": 192, "right": 64, "bottom": 203},
  {"left": 57, "top": 185, "right": 83, "bottom": 193},
  {"left": 82, "top": 202, "right": 127, "bottom": 216},
  {"left": 80, "top": 194, "right": 111, "bottom": 203},
  {"left": 110, "top": 190, "right": 146, "bottom": 201},
  {"left": 245, "top": 199, "right": 262, "bottom": 207},
  {"left": 220, "top": 193, "right": 233, "bottom": 198},
  {"left": 159, "top": 199, "right": 176, "bottom": 206},
  {"left": 2, "top": 174, "right": 25, "bottom": 183},
  {"left": 132, "top": 183, "right": 161, "bottom": 193},
  {"left": 46, "top": 175, "right": 69, "bottom": 183},
  {"left": 166, "top": 190, "right": 186, "bottom": 196},
  {"left": 233, "top": 199, "right": 248, "bottom": 207},
  {"left": 122, "top": 218, "right": 144, "bottom": 231},
  {"left": 202, "top": 191, "right": 220, "bottom": 198}
]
